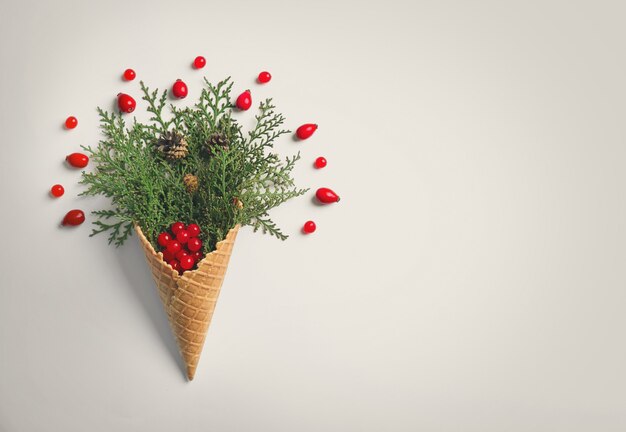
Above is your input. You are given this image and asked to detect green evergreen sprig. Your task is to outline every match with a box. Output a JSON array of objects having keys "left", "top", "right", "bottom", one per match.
[{"left": 79, "top": 77, "right": 308, "bottom": 253}]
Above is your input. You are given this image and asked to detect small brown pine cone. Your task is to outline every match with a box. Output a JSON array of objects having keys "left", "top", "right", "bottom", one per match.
[
  {"left": 183, "top": 174, "right": 199, "bottom": 193},
  {"left": 156, "top": 131, "right": 189, "bottom": 160},
  {"left": 205, "top": 132, "right": 229, "bottom": 156}
]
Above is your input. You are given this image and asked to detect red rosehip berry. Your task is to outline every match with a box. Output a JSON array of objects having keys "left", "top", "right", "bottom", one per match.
[
  {"left": 187, "top": 223, "right": 201, "bottom": 237},
  {"left": 172, "top": 79, "right": 188, "bottom": 99},
  {"left": 158, "top": 232, "right": 171, "bottom": 247},
  {"left": 123, "top": 69, "right": 136, "bottom": 81},
  {"left": 50, "top": 184, "right": 64, "bottom": 197},
  {"left": 257, "top": 71, "right": 271, "bottom": 84},
  {"left": 180, "top": 255, "right": 195, "bottom": 271},
  {"left": 236, "top": 90, "right": 252, "bottom": 110},
  {"left": 62, "top": 209, "right": 85, "bottom": 226},
  {"left": 296, "top": 123, "right": 318, "bottom": 140},
  {"left": 176, "top": 249, "right": 189, "bottom": 261},
  {"left": 117, "top": 93, "right": 136, "bottom": 113},
  {"left": 171, "top": 222, "right": 185, "bottom": 235},
  {"left": 187, "top": 237, "right": 202, "bottom": 252},
  {"left": 169, "top": 260, "right": 182, "bottom": 274},
  {"left": 162, "top": 249, "right": 175, "bottom": 262},
  {"left": 176, "top": 229, "right": 190, "bottom": 244},
  {"left": 314, "top": 157, "right": 327, "bottom": 169},
  {"left": 65, "top": 116, "right": 78, "bottom": 129},
  {"left": 166, "top": 240, "right": 182, "bottom": 254},
  {"left": 303, "top": 220, "right": 316, "bottom": 234},
  {"left": 66, "top": 153, "right": 89, "bottom": 168},
  {"left": 315, "top": 187, "right": 340, "bottom": 204},
  {"left": 193, "top": 56, "right": 206, "bottom": 69},
  {"left": 191, "top": 250, "right": 203, "bottom": 262}
]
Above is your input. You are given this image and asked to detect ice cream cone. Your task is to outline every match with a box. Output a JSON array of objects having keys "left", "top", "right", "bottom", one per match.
[{"left": 134, "top": 224, "right": 240, "bottom": 380}]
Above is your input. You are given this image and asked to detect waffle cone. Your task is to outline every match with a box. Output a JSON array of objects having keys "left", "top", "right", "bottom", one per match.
[{"left": 135, "top": 224, "right": 240, "bottom": 380}]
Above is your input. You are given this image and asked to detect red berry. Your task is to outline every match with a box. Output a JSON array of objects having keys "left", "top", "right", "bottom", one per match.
[
  {"left": 176, "top": 229, "right": 190, "bottom": 244},
  {"left": 62, "top": 209, "right": 85, "bottom": 226},
  {"left": 187, "top": 237, "right": 202, "bottom": 252},
  {"left": 171, "top": 222, "right": 185, "bottom": 235},
  {"left": 117, "top": 93, "right": 136, "bottom": 113},
  {"left": 296, "top": 123, "right": 318, "bottom": 140},
  {"left": 176, "top": 249, "right": 189, "bottom": 261},
  {"left": 50, "top": 184, "right": 64, "bottom": 197},
  {"left": 166, "top": 240, "right": 182, "bottom": 254},
  {"left": 162, "top": 249, "right": 175, "bottom": 262},
  {"left": 172, "top": 79, "right": 188, "bottom": 99},
  {"left": 66, "top": 153, "right": 89, "bottom": 168},
  {"left": 123, "top": 69, "right": 136, "bottom": 81},
  {"left": 180, "top": 255, "right": 195, "bottom": 270},
  {"left": 303, "top": 220, "right": 316, "bottom": 234},
  {"left": 314, "top": 157, "right": 327, "bottom": 169},
  {"left": 315, "top": 187, "right": 340, "bottom": 204},
  {"left": 187, "top": 223, "right": 201, "bottom": 237},
  {"left": 169, "top": 260, "right": 182, "bottom": 274},
  {"left": 65, "top": 116, "right": 78, "bottom": 129},
  {"left": 236, "top": 90, "right": 252, "bottom": 110},
  {"left": 192, "top": 250, "right": 203, "bottom": 262},
  {"left": 157, "top": 232, "right": 171, "bottom": 247},
  {"left": 257, "top": 71, "right": 272, "bottom": 84},
  {"left": 193, "top": 56, "right": 206, "bottom": 69}
]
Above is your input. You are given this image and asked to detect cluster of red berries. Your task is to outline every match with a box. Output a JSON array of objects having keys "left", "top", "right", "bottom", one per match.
[{"left": 157, "top": 222, "right": 204, "bottom": 274}]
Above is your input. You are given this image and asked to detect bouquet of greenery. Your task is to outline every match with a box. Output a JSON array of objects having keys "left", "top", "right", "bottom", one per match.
[{"left": 80, "top": 77, "right": 307, "bottom": 380}]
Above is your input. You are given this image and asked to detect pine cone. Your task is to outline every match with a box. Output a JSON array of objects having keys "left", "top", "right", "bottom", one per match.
[
  {"left": 183, "top": 174, "right": 199, "bottom": 193},
  {"left": 156, "top": 131, "right": 189, "bottom": 160},
  {"left": 205, "top": 132, "right": 229, "bottom": 156}
]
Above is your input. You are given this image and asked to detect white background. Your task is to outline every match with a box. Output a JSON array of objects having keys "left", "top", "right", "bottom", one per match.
[{"left": 2, "top": 0, "right": 626, "bottom": 430}]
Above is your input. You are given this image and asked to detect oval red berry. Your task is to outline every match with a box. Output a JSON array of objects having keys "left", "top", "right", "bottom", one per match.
[
  {"left": 180, "top": 255, "right": 195, "bottom": 270},
  {"left": 62, "top": 209, "right": 85, "bottom": 226},
  {"left": 123, "top": 69, "right": 136, "bottom": 81},
  {"left": 50, "top": 184, "right": 64, "bottom": 198},
  {"left": 166, "top": 240, "right": 182, "bottom": 254},
  {"left": 236, "top": 90, "right": 252, "bottom": 110},
  {"left": 157, "top": 232, "right": 171, "bottom": 247},
  {"left": 65, "top": 116, "right": 78, "bottom": 129},
  {"left": 257, "top": 71, "right": 271, "bottom": 84},
  {"left": 187, "top": 223, "right": 201, "bottom": 237},
  {"left": 66, "top": 153, "right": 89, "bottom": 168},
  {"left": 194, "top": 56, "right": 206, "bottom": 69},
  {"left": 315, "top": 187, "right": 340, "bottom": 204},
  {"left": 172, "top": 79, "right": 188, "bottom": 99},
  {"left": 303, "top": 220, "right": 316, "bottom": 234},
  {"left": 171, "top": 222, "right": 185, "bottom": 235},
  {"left": 117, "top": 93, "right": 136, "bottom": 113},
  {"left": 296, "top": 123, "right": 318, "bottom": 140},
  {"left": 188, "top": 237, "right": 202, "bottom": 252},
  {"left": 314, "top": 157, "right": 327, "bottom": 169}
]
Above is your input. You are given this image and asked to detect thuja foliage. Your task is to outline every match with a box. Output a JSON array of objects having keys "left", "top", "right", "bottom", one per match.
[{"left": 79, "top": 77, "right": 308, "bottom": 253}]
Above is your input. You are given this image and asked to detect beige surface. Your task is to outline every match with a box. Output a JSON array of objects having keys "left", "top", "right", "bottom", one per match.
[
  {"left": 2, "top": 0, "right": 626, "bottom": 430},
  {"left": 135, "top": 225, "right": 239, "bottom": 381}
]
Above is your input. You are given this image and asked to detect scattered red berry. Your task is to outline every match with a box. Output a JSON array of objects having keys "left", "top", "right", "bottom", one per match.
[
  {"left": 303, "top": 220, "right": 316, "bottom": 234},
  {"left": 157, "top": 232, "right": 171, "bottom": 247},
  {"left": 66, "top": 153, "right": 89, "bottom": 168},
  {"left": 62, "top": 209, "right": 85, "bottom": 226},
  {"left": 166, "top": 240, "right": 182, "bottom": 254},
  {"left": 315, "top": 187, "right": 340, "bottom": 204},
  {"left": 193, "top": 56, "right": 206, "bottom": 69},
  {"left": 180, "top": 255, "right": 195, "bottom": 270},
  {"left": 187, "top": 223, "right": 201, "bottom": 237},
  {"left": 50, "top": 184, "right": 64, "bottom": 197},
  {"left": 192, "top": 250, "right": 203, "bottom": 262},
  {"left": 65, "top": 116, "right": 78, "bottom": 129},
  {"left": 117, "top": 93, "right": 136, "bottom": 113},
  {"left": 296, "top": 123, "right": 318, "bottom": 140},
  {"left": 257, "top": 71, "right": 271, "bottom": 84},
  {"left": 172, "top": 79, "right": 188, "bottom": 99},
  {"left": 236, "top": 90, "right": 252, "bottom": 110},
  {"left": 314, "top": 157, "right": 327, "bottom": 169},
  {"left": 171, "top": 222, "right": 185, "bottom": 235},
  {"left": 123, "top": 69, "right": 136, "bottom": 81},
  {"left": 187, "top": 237, "right": 202, "bottom": 252},
  {"left": 176, "top": 229, "right": 190, "bottom": 244}
]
